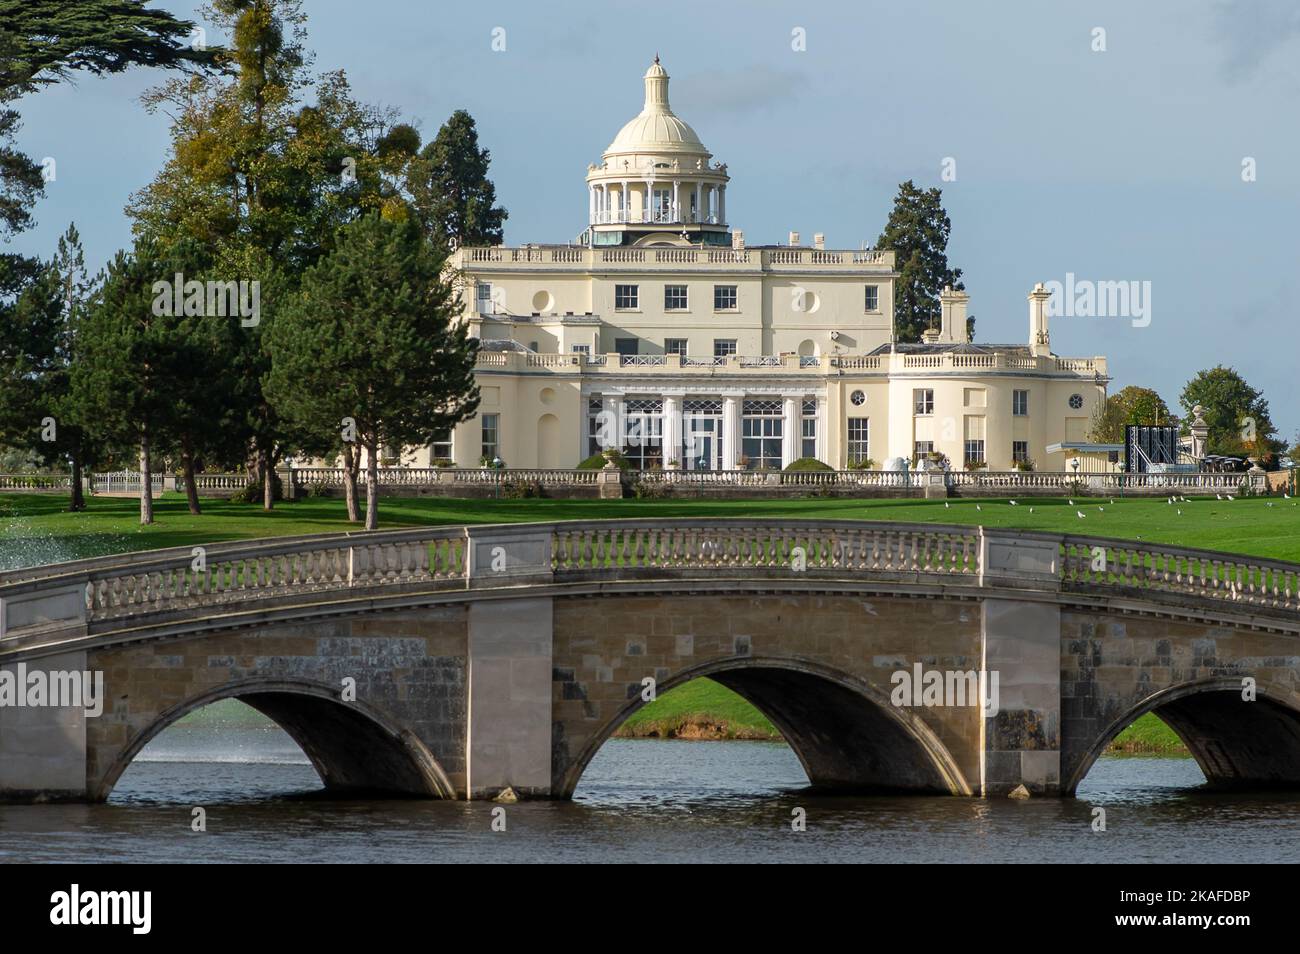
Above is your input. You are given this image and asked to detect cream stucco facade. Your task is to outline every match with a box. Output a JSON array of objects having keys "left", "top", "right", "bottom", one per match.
[{"left": 426, "top": 58, "right": 1109, "bottom": 473}]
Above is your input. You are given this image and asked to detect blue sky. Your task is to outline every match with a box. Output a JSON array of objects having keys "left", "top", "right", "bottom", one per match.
[{"left": 12, "top": 0, "right": 1300, "bottom": 439}]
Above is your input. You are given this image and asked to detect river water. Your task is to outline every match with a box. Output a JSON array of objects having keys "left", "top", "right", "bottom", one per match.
[{"left": 3, "top": 717, "right": 1299, "bottom": 863}]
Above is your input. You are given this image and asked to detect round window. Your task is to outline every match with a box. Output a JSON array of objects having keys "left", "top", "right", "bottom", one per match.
[
  {"left": 1069, "top": 393, "right": 1084, "bottom": 409},
  {"left": 850, "top": 390, "right": 866, "bottom": 406}
]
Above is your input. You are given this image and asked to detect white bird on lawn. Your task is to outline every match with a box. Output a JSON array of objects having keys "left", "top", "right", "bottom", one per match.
[
  {"left": 1029, "top": 507, "right": 1034, "bottom": 513},
  {"left": 1076, "top": 510, "right": 1086, "bottom": 519},
  {"left": 944, "top": 501, "right": 949, "bottom": 508},
  {"left": 1227, "top": 494, "right": 1235, "bottom": 501},
  {"left": 1068, "top": 499, "right": 1075, "bottom": 506},
  {"left": 976, "top": 504, "right": 982, "bottom": 511},
  {"left": 1110, "top": 499, "right": 1116, "bottom": 505},
  {"left": 1177, "top": 509, "right": 1182, "bottom": 515},
  {"left": 1216, "top": 493, "right": 1223, "bottom": 500},
  {"left": 1180, "top": 496, "right": 1187, "bottom": 502},
  {"left": 1009, "top": 500, "right": 1018, "bottom": 506},
  {"left": 1167, "top": 496, "right": 1174, "bottom": 505},
  {"left": 1097, "top": 506, "right": 1104, "bottom": 512},
  {"left": 1285, "top": 492, "right": 1291, "bottom": 499}
]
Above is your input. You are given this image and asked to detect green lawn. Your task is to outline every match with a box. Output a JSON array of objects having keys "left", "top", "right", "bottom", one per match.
[
  {"left": 616, "top": 677, "right": 781, "bottom": 740},
  {"left": 4, "top": 489, "right": 1300, "bottom": 569}
]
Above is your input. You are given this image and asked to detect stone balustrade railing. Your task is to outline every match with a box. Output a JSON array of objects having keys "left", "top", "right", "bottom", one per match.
[
  {"left": 1061, "top": 533, "right": 1300, "bottom": 612},
  {"left": 458, "top": 246, "right": 895, "bottom": 271},
  {"left": 0, "top": 474, "right": 72, "bottom": 491},
  {"left": 470, "top": 349, "right": 1107, "bottom": 377},
  {"left": 4, "top": 520, "right": 1298, "bottom": 647}
]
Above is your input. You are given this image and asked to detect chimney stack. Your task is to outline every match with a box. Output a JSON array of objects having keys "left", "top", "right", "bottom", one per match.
[
  {"left": 788, "top": 230, "right": 800, "bottom": 247},
  {"left": 731, "top": 229, "right": 745, "bottom": 250},
  {"left": 813, "top": 233, "right": 825, "bottom": 250},
  {"left": 1028, "top": 282, "right": 1052, "bottom": 356},
  {"left": 938, "top": 286, "right": 970, "bottom": 343}
]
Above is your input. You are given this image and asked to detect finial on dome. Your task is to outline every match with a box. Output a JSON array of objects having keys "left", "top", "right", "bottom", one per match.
[{"left": 654, "top": 52, "right": 660, "bottom": 64}]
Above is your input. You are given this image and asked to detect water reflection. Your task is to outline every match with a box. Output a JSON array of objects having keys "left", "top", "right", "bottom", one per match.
[{"left": 1, "top": 719, "right": 1298, "bottom": 863}]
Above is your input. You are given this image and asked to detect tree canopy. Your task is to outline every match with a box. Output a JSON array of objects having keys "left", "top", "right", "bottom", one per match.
[
  {"left": 1089, "top": 386, "right": 1176, "bottom": 443},
  {"left": 876, "top": 180, "right": 963, "bottom": 343},
  {"left": 1180, "top": 366, "right": 1279, "bottom": 457}
]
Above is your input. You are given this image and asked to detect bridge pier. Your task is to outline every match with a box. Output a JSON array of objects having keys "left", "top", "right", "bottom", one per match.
[
  {"left": 466, "top": 598, "right": 554, "bottom": 798},
  {"left": 0, "top": 651, "right": 92, "bottom": 801},
  {"left": 981, "top": 600, "right": 1061, "bottom": 795}
]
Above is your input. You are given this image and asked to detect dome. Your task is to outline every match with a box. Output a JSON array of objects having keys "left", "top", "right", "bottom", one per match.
[{"left": 604, "top": 57, "right": 708, "bottom": 156}]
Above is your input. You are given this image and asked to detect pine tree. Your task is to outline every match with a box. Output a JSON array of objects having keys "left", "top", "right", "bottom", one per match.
[
  {"left": 406, "top": 110, "right": 507, "bottom": 249},
  {"left": 71, "top": 244, "right": 175, "bottom": 524},
  {"left": 265, "top": 213, "right": 479, "bottom": 530},
  {"left": 876, "top": 181, "right": 964, "bottom": 343}
]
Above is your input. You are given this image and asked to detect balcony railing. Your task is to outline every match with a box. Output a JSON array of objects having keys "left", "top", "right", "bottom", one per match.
[
  {"left": 472, "top": 350, "right": 1107, "bottom": 377},
  {"left": 457, "top": 246, "right": 896, "bottom": 272}
]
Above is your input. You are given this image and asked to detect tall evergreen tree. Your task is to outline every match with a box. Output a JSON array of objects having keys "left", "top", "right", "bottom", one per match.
[
  {"left": 71, "top": 243, "right": 174, "bottom": 524},
  {"left": 876, "top": 181, "right": 964, "bottom": 344},
  {"left": 405, "top": 109, "right": 507, "bottom": 249},
  {"left": 265, "top": 213, "right": 479, "bottom": 530}
]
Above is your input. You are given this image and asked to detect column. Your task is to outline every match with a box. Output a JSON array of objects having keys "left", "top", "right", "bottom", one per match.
[
  {"left": 781, "top": 396, "right": 800, "bottom": 467},
  {"left": 698, "top": 182, "right": 709, "bottom": 223},
  {"left": 645, "top": 179, "right": 654, "bottom": 221},
  {"left": 662, "top": 394, "right": 682, "bottom": 465},
  {"left": 672, "top": 180, "right": 679, "bottom": 222},
  {"left": 588, "top": 186, "right": 595, "bottom": 224},
  {"left": 719, "top": 185, "right": 726, "bottom": 225},
  {"left": 601, "top": 394, "right": 623, "bottom": 451},
  {"left": 722, "top": 394, "right": 741, "bottom": 470},
  {"left": 621, "top": 180, "right": 629, "bottom": 222},
  {"left": 815, "top": 396, "right": 828, "bottom": 464}
]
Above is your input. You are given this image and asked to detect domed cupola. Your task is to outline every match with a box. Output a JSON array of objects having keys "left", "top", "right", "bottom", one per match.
[{"left": 586, "top": 57, "right": 732, "bottom": 247}]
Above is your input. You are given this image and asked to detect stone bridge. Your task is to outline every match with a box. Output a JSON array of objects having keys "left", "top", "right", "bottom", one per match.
[{"left": 2, "top": 519, "right": 1299, "bottom": 803}]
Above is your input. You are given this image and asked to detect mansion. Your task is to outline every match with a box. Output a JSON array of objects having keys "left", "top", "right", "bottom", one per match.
[{"left": 428, "top": 58, "right": 1110, "bottom": 472}]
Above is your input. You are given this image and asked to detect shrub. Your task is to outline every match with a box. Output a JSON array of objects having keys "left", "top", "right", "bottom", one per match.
[
  {"left": 784, "top": 457, "right": 833, "bottom": 472},
  {"left": 847, "top": 457, "right": 876, "bottom": 471},
  {"left": 305, "top": 481, "right": 330, "bottom": 498},
  {"left": 577, "top": 450, "right": 630, "bottom": 470},
  {"left": 230, "top": 472, "right": 283, "bottom": 503},
  {"left": 632, "top": 479, "right": 673, "bottom": 499},
  {"left": 501, "top": 479, "right": 544, "bottom": 499},
  {"left": 963, "top": 459, "right": 987, "bottom": 471},
  {"left": 432, "top": 458, "right": 455, "bottom": 468},
  {"left": 1016, "top": 458, "right": 1036, "bottom": 472}
]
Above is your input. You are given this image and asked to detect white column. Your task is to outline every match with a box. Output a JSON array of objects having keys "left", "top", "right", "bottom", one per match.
[
  {"left": 601, "top": 394, "right": 623, "bottom": 451},
  {"left": 782, "top": 396, "right": 800, "bottom": 467},
  {"left": 815, "top": 397, "right": 828, "bottom": 465},
  {"left": 621, "top": 180, "right": 629, "bottom": 222},
  {"left": 588, "top": 186, "right": 595, "bottom": 224},
  {"left": 672, "top": 180, "right": 680, "bottom": 222},
  {"left": 662, "top": 395, "right": 681, "bottom": 465},
  {"left": 645, "top": 179, "right": 654, "bottom": 221},
  {"left": 719, "top": 185, "right": 726, "bottom": 225},
  {"left": 722, "top": 394, "right": 741, "bottom": 470}
]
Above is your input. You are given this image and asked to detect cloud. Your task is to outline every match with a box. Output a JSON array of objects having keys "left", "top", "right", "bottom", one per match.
[
  {"left": 1212, "top": 0, "right": 1300, "bottom": 82},
  {"left": 672, "top": 65, "right": 805, "bottom": 118}
]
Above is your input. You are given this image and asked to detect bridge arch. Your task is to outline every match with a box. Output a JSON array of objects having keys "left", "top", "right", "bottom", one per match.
[
  {"left": 1066, "top": 676, "right": 1300, "bottom": 794},
  {"left": 558, "top": 655, "right": 972, "bottom": 798},
  {"left": 96, "top": 677, "right": 455, "bottom": 801}
]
